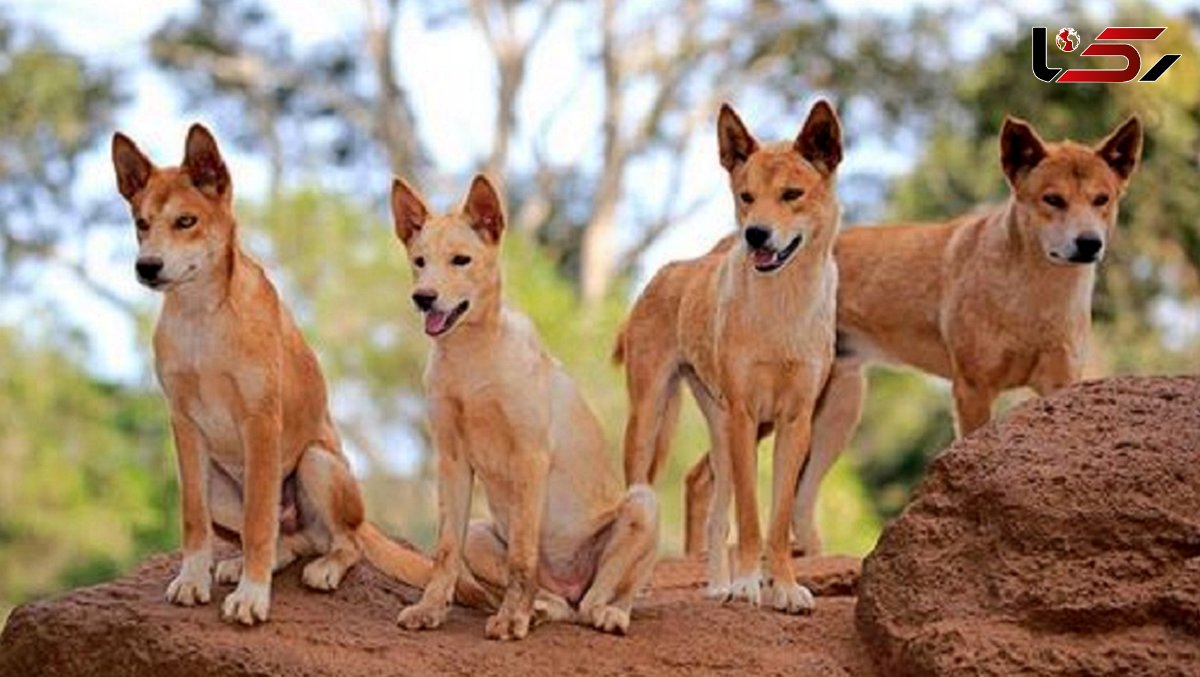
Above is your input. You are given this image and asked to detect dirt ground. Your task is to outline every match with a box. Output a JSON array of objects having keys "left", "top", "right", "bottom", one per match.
[{"left": 0, "top": 552, "right": 873, "bottom": 676}]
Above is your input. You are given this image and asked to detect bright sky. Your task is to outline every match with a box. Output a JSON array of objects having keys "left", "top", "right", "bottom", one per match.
[{"left": 5, "top": 0, "right": 1194, "bottom": 383}]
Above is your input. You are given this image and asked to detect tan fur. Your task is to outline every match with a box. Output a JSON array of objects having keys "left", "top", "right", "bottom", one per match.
[
  {"left": 682, "top": 115, "right": 1143, "bottom": 556},
  {"left": 391, "top": 175, "right": 658, "bottom": 640},
  {"left": 111, "top": 125, "right": 431, "bottom": 626},
  {"left": 616, "top": 101, "right": 843, "bottom": 612}
]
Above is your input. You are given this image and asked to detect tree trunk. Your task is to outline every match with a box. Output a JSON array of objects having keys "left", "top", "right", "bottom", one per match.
[{"left": 579, "top": 0, "right": 622, "bottom": 305}]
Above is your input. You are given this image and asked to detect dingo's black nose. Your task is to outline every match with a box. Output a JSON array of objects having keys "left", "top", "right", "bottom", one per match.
[
  {"left": 744, "top": 226, "right": 771, "bottom": 249},
  {"left": 412, "top": 290, "right": 438, "bottom": 312},
  {"left": 1072, "top": 234, "right": 1104, "bottom": 262},
  {"left": 136, "top": 257, "right": 164, "bottom": 282}
]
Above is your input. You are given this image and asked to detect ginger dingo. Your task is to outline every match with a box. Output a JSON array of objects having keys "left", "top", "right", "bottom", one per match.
[
  {"left": 112, "top": 124, "right": 430, "bottom": 625},
  {"left": 614, "top": 101, "right": 843, "bottom": 613},
  {"left": 390, "top": 175, "right": 658, "bottom": 640},
  {"left": 685, "top": 115, "right": 1143, "bottom": 556}
]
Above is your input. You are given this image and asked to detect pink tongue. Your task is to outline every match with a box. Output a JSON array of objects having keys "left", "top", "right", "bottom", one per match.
[
  {"left": 753, "top": 249, "right": 776, "bottom": 267},
  {"left": 425, "top": 310, "right": 451, "bottom": 335}
]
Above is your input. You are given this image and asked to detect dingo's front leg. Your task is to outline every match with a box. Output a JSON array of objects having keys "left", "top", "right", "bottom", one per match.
[
  {"left": 165, "top": 414, "right": 214, "bottom": 607},
  {"left": 221, "top": 411, "right": 281, "bottom": 626},
  {"left": 765, "top": 413, "right": 816, "bottom": 615},
  {"left": 399, "top": 402, "right": 472, "bottom": 631},
  {"left": 728, "top": 409, "right": 763, "bottom": 606},
  {"left": 485, "top": 451, "right": 548, "bottom": 641}
]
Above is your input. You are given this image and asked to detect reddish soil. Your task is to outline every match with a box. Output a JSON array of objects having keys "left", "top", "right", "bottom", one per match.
[
  {"left": 857, "top": 376, "right": 1200, "bottom": 676},
  {"left": 6, "top": 375, "right": 1197, "bottom": 676},
  {"left": 0, "top": 552, "right": 871, "bottom": 676}
]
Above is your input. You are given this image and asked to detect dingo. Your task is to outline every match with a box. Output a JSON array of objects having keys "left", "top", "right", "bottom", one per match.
[
  {"left": 685, "top": 115, "right": 1143, "bottom": 556},
  {"left": 391, "top": 175, "right": 658, "bottom": 640},
  {"left": 112, "top": 124, "right": 430, "bottom": 625},
  {"left": 614, "top": 101, "right": 843, "bottom": 613}
]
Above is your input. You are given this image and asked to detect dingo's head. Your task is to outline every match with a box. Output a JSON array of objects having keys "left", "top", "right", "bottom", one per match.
[
  {"left": 111, "top": 124, "right": 235, "bottom": 292},
  {"left": 1001, "top": 115, "right": 1141, "bottom": 265},
  {"left": 717, "top": 100, "right": 843, "bottom": 273},
  {"left": 391, "top": 175, "right": 505, "bottom": 339}
]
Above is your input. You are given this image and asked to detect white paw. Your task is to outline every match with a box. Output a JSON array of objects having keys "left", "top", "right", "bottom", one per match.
[
  {"left": 165, "top": 553, "right": 212, "bottom": 606},
  {"left": 214, "top": 558, "right": 242, "bottom": 585},
  {"left": 704, "top": 583, "right": 731, "bottom": 601},
  {"left": 302, "top": 555, "right": 349, "bottom": 591},
  {"left": 766, "top": 578, "right": 815, "bottom": 615},
  {"left": 588, "top": 605, "right": 630, "bottom": 635},
  {"left": 397, "top": 601, "right": 448, "bottom": 631},
  {"left": 730, "top": 571, "right": 762, "bottom": 606},
  {"left": 222, "top": 579, "right": 271, "bottom": 625},
  {"left": 533, "top": 595, "right": 576, "bottom": 623},
  {"left": 705, "top": 548, "right": 730, "bottom": 600}
]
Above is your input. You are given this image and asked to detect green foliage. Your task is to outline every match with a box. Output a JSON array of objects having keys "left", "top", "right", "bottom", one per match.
[
  {"left": 848, "top": 2, "right": 1200, "bottom": 518},
  {"left": 0, "top": 322, "right": 175, "bottom": 621},
  {"left": 0, "top": 14, "right": 121, "bottom": 267}
]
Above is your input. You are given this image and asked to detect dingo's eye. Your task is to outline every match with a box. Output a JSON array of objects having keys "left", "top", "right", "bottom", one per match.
[
  {"left": 451, "top": 255, "right": 472, "bottom": 267},
  {"left": 781, "top": 188, "right": 804, "bottom": 202},
  {"left": 739, "top": 192, "right": 755, "bottom": 205},
  {"left": 1092, "top": 194, "right": 1110, "bottom": 207},
  {"left": 175, "top": 215, "right": 197, "bottom": 229},
  {"left": 1042, "top": 194, "right": 1067, "bottom": 209},
  {"left": 135, "top": 218, "right": 150, "bottom": 232},
  {"left": 414, "top": 256, "right": 426, "bottom": 268}
]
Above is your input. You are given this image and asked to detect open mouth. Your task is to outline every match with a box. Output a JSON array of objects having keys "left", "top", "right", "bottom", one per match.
[
  {"left": 422, "top": 300, "right": 469, "bottom": 337},
  {"left": 750, "top": 235, "right": 803, "bottom": 273}
]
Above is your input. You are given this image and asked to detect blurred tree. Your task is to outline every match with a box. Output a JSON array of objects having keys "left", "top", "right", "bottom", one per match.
[
  {"left": 832, "top": 3, "right": 1200, "bottom": 518},
  {"left": 0, "top": 13, "right": 123, "bottom": 301},
  {"left": 150, "top": 0, "right": 425, "bottom": 194},
  {"left": 0, "top": 322, "right": 175, "bottom": 621}
]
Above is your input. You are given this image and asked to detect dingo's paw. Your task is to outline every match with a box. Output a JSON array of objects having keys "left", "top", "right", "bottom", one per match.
[
  {"left": 587, "top": 605, "right": 630, "bottom": 635},
  {"left": 730, "top": 571, "right": 762, "bottom": 606},
  {"left": 704, "top": 582, "right": 731, "bottom": 601},
  {"left": 214, "top": 558, "right": 242, "bottom": 585},
  {"left": 533, "top": 595, "right": 576, "bottom": 623},
  {"left": 302, "top": 555, "right": 350, "bottom": 591},
  {"left": 397, "top": 602, "right": 448, "bottom": 631},
  {"left": 484, "top": 603, "right": 532, "bottom": 641},
  {"left": 166, "top": 554, "right": 212, "bottom": 606},
  {"left": 766, "top": 578, "right": 815, "bottom": 615},
  {"left": 791, "top": 525, "right": 823, "bottom": 557},
  {"left": 221, "top": 579, "right": 271, "bottom": 625}
]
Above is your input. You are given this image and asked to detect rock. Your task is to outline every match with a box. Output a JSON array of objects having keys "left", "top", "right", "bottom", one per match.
[
  {"left": 1, "top": 550, "right": 871, "bottom": 676},
  {"left": 857, "top": 376, "right": 1200, "bottom": 676}
]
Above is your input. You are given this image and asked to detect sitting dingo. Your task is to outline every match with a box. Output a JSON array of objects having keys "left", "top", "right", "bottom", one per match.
[
  {"left": 614, "top": 101, "right": 843, "bottom": 613},
  {"left": 390, "top": 175, "right": 658, "bottom": 640},
  {"left": 684, "top": 115, "right": 1143, "bottom": 556},
  {"left": 111, "top": 124, "right": 430, "bottom": 625}
]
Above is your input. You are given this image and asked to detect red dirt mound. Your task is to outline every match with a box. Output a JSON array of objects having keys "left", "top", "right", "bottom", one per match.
[
  {"left": 0, "top": 552, "right": 871, "bottom": 676},
  {"left": 857, "top": 376, "right": 1200, "bottom": 676}
]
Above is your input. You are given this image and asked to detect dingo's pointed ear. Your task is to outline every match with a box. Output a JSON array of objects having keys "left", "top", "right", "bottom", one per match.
[
  {"left": 1096, "top": 115, "right": 1142, "bottom": 185},
  {"left": 182, "top": 123, "right": 231, "bottom": 200},
  {"left": 464, "top": 174, "right": 505, "bottom": 244},
  {"left": 717, "top": 103, "right": 758, "bottom": 172},
  {"left": 1000, "top": 116, "right": 1047, "bottom": 187},
  {"left": 112, "top": 132, "right": 153, "bottom": 201},
  {"left": 391, "top": 178, "right": 428, "bottom": 245},
  {"left": 795, "top": 99, "right": 843, "bottom": 175}
]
